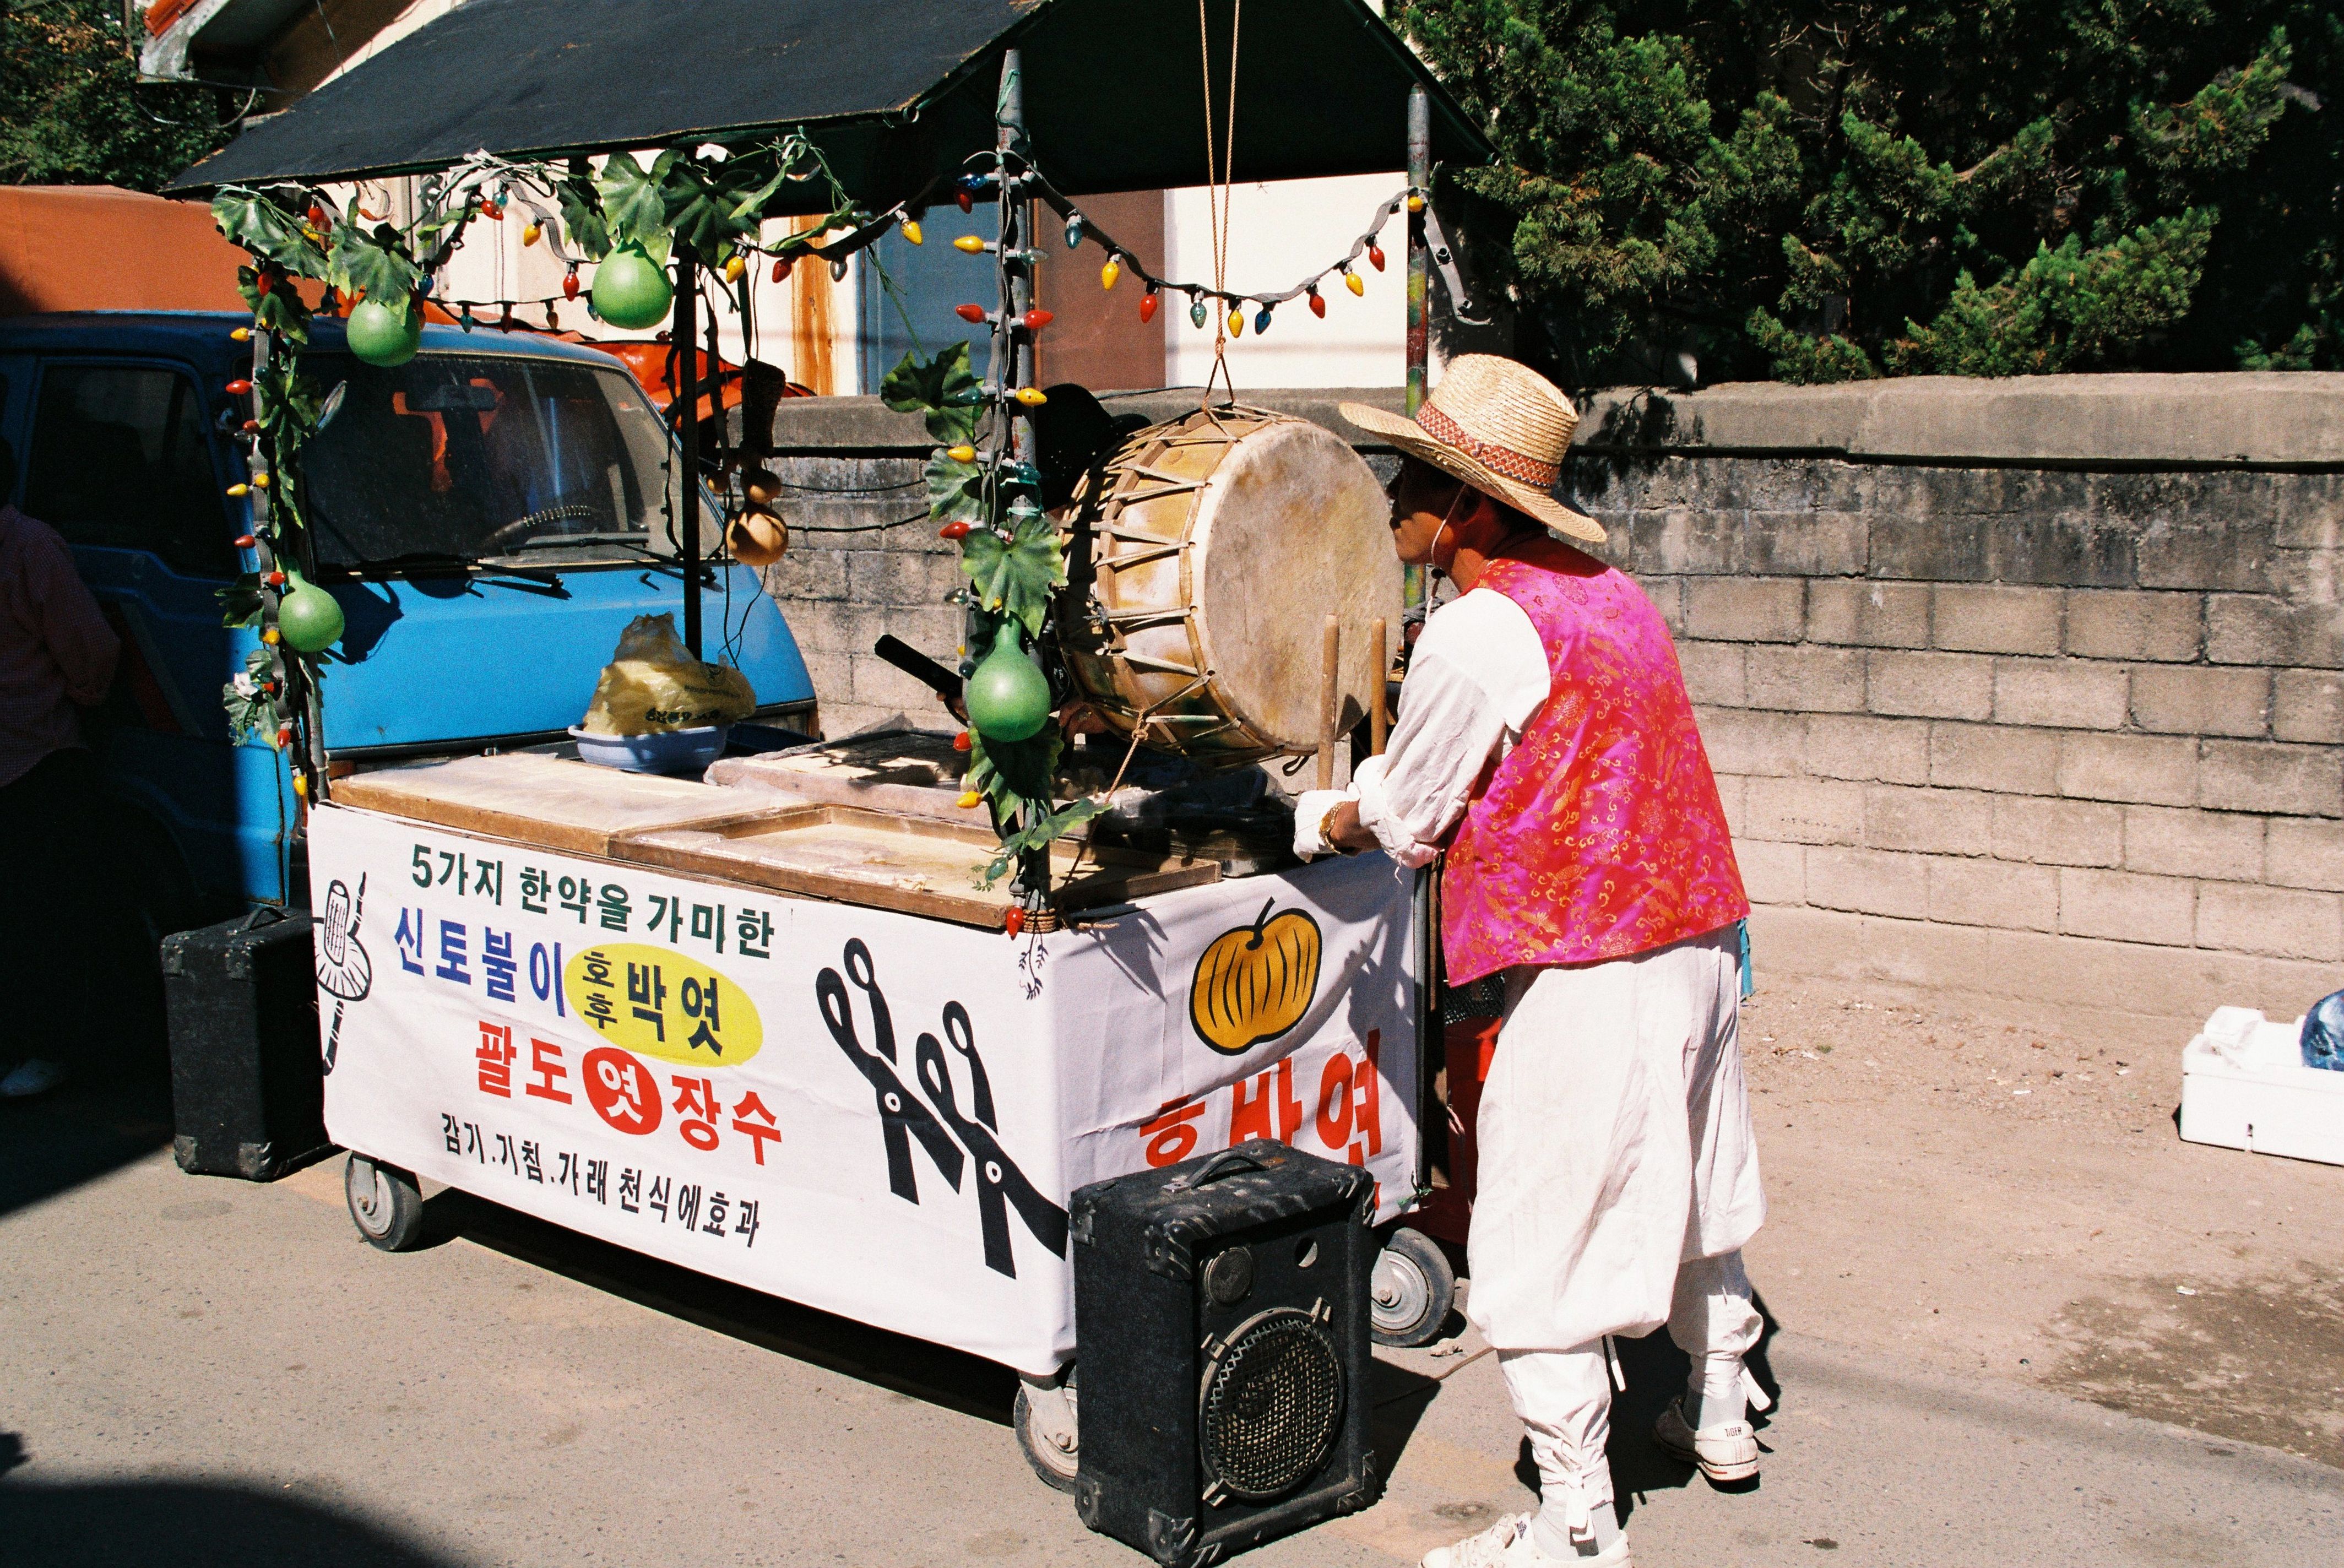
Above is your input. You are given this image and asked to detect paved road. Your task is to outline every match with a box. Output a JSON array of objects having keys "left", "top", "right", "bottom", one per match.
[{"left": 3, "top": 1088, "right": 2337, "bottom": 1568}]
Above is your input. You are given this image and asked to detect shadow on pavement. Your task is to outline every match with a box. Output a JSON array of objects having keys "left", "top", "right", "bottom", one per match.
[
  {"left": 0, "top": 1431, "right": 458, "bottom": 1568},
  {"left": 0, "top": 1067, "right": 174, "bottom": 1223},
  {"left": 421, "top": 1184, "right": 1023, "bottom": 1424}
]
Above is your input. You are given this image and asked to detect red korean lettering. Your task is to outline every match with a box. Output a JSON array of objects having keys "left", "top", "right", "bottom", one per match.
[
  {"left": 524, "top": 1037, "right": 572, "bottom": 1103},
  {"left": 672, "top": 1075, "right": 720, "bottom": 1152},
  {"left": 1141, "top": 1097, "right": 1207, "bottom": 1168},
  {"left": 1349, "top": 1029, "right": 1383, "bottom": 1162},
  {"left": 582, "top": 1046, "right": 661, "bottom": 1135},
  {"left": 730, "top": 1089, "right": 782, "bottom": 1165},
  {"left": 1315, "top": 1052, "right": 1354, "bottom": 1150},
  {"left": 1228, "top": 1057, "right": 1301, "bottom": 1146},
  {"left": 476, "top": 1021, "right": 516, "bottom": 1097}
]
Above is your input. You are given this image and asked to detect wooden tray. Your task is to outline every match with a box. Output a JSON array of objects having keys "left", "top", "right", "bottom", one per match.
[
  {"left": 332, "top": 753, "right": 786, "bottom": 859},
  {"left": 706, "top": 729, "right": 985, "bottom": 827},
  {"left": 615, "top": 804, "right": 1220, "bottom": 928}
]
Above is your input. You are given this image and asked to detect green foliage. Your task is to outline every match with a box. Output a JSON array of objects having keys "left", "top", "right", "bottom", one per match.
[
  {"left": 0, "top": 1, "right": 227, "bottom": 188},
  {"left": 1399, "top": 1, "right": 2343, "bottom": 379},
  {"left": 880, "top": 340, "right": 983, "bottom": 443},
  {"left": 959, "top": 499, "right": 1067, "bottom": 639},
  {"left": 221, "top": 648, "right": 278, "bottom": 743}
]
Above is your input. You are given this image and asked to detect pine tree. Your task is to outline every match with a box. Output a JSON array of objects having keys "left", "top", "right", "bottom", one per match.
[{"left": 1398, "top": 1, "right": 2342, "bottom": 382}]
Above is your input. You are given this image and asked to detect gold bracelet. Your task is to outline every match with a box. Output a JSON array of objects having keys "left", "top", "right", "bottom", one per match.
[{"left": 1320, "top": 803, "right": 1352, "bottom": 854}]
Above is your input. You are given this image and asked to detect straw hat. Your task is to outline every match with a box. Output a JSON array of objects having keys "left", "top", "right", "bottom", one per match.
[{"left": 1339, "top": 355, "right": 1601, "bottom": 542}]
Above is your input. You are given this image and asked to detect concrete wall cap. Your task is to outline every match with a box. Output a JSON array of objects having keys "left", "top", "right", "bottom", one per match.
[{"left": 1576, "top": 373, "right": 2344, "bottom": 467}]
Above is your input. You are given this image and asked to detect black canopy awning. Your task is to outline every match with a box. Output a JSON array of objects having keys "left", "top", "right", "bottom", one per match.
[{"left": 168, "top": 0, "right": 1493, "bottom": 207}]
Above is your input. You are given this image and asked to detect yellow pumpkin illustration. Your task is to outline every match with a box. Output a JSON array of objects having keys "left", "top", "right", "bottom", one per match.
[{"left": 1190, "top": 899, "right": 1323, "bottom": 1055}]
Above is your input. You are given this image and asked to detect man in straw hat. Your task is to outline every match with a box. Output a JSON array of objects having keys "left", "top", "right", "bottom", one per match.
[{"left": 1296, "top": 356, "right": 1765, "bottom": 1568}]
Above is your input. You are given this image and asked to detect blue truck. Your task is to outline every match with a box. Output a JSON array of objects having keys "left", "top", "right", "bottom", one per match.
[{"left": 0, "top": 311, "right": 817, "bottom": 942}]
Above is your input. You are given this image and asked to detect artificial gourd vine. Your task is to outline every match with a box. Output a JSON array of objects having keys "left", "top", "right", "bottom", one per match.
[
  {"left": 880, "top": 149, "right": 1106, "bottom": 895},
  {"left": 203, "top": 133, "right": 900, "bottom": 799}
]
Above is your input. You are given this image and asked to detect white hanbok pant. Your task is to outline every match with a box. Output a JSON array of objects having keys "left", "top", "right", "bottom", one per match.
[{"left": 1464, "top": 925, "right": 1766, "bottom": 1520}]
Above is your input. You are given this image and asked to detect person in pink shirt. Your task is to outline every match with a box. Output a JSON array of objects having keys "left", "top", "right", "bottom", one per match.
[
  {"left": 1293, "top": 358, "right": 1765, "bottom": 1568},
  {"left": 1, "top": 437, "right": 122, "bottom": 1099}
]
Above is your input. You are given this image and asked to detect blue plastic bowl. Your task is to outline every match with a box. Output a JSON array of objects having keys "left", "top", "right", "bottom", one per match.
[{"left": 567, "top": 724, "right": 730, "bottom": 776}]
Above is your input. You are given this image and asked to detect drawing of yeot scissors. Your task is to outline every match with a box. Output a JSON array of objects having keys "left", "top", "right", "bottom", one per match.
[
  {"left": 915, "top": 1001, "right": 1067, "bottom": 1278},
  {"left": 816, "top": 938, "right": 965, "bottom": 1205}
]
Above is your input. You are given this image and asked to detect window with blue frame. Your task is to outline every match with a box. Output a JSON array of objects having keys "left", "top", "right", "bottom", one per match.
[{"left": 855, "top": 199, "right": 1007, "bottom": 391}]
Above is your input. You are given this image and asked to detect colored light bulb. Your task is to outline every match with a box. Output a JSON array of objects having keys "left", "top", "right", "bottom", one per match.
[
  {"left": 1407, "top": 193, "right": 1425, "bottom": 213},
  {"left": 226, "top": 483, "right": 250, "bottom": 497},
  {"left": 955, "top": 303, "right": 988, "bottom": 323},
  {"left": 1190, "top": 295, "right": 1208, "bottom": 328},
  {"left": 1022, "top": 309, "right": 1054, "bottom": 330},
  {"left": 1014, "top": 386, "right": 1048, "bottom": 406},
  {"left": 940, "top": 519, "right": 973, "bottom": 540},
  {"left": 1255, "top": 305, "right": 1272, "bottom": 334},
  {"left": 1369, "top": 243, "right": 1386, "bottom": 272},
  {"left": 958, "top": 790, "right": 983, "bottom": 809},
  {"left": 234, "top": 534, "right": 256, "bottom": 548},
  {"left": 946, "top": 444, "right": 978, "bottom": 464},
  {"left": 1227, "top": 308, "right": 1244, "bottom": 337},
  {"left": 1064, "top": 215, "right": 1084, "bottom": 249},
  {"left": 1345, "top": 270, "right": 1365, "bottom": 297},
  {"left": 953, "top": 235, "right": 987, "bottom": 254},
  {"left": 724, "top": 254, "right": 746, "bottom": 283},
  {"left": 1101, "top": 256, "right": 1121, "bottom": 291},
  {"left": 901, "top": 218, "right": 924, "bottom": 246},
  {"left": 563, "top": 268, "right": 580, "bottom": 300},
  {"left": 522, "top": 221, "right": 542, "bottom": 246},
  {"left": 226, "top": 379, "right": 252, "bottom": 395},
  {"left": 230, "top": 327, "right": 251, "bottom": 341},
  {"left": 953, "top": 731, "right": 973, "bottom": 753},
  {"left": 957, "top": 190, "right": 974, "bottom": 213},
  {"left": 1141, "top": 289, "right": 1159, "bottom": 323},
  {"left": 1309, "top": 289, "right": 1326, "bottom": 318}
]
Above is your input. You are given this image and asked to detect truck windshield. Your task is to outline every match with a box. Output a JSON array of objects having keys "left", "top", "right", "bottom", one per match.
[{"left": 299, "top": 350, "right": 721, "bottom": 571}]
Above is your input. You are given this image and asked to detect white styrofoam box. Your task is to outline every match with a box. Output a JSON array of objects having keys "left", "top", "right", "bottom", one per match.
[{"left": 2179, "top": 1007, "right": 2344, "bottom": 1166}]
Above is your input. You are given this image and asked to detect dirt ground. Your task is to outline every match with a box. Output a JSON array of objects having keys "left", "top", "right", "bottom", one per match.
[{"left": 1734, "top": 974, "right": 2344, "bottom": 1471}]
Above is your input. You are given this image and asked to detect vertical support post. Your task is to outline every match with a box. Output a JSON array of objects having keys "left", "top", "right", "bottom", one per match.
[
  {"left": 673, "top": 249, "right": 703, "bottom": 658},
  {"left": 1370, "top": 616, "right": 1389, "bottom": 756},
  {"left": 1404, "top": 83, "right": 1431, "bottom": 614},
  {"left": 1000, "top": 47, "right": 1034, "bottom": 466}
]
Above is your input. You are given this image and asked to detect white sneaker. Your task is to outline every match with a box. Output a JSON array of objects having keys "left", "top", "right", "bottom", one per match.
[
  {"left": 1654, "top": 1393, "right": 1760, "bottom": 1483},
  {"left": 0, "top": 1058, "right": 67, "bottom": 1099},
  {"left": 1421, "top": 1513, "right": 1632, "bottom": 1568}
]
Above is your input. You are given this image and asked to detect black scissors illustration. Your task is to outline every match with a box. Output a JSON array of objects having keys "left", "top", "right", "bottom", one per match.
[
  {"left": 817, "top": 939, "right": 965, "bottom": 1205},
  {"left": 915, "top": 1001, "right": 1068, "bottom": 1277}
]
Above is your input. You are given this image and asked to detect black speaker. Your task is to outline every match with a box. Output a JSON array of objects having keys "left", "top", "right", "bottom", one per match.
[
  {"left": 1071, "top": 1140, "right": 1381, "bottom": 1567},
  {"left": 161, "top": 909, "right": 333, "bottom": 1181}
]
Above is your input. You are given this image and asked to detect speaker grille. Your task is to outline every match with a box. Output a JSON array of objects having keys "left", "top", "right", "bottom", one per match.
[{"left": 1198, "top": 1307, "right": 1344, "bottom": 1501}]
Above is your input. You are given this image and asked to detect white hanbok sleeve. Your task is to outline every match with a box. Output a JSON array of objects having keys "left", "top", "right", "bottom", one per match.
[{"left": 1349, "top": 588, "right": 1548, "bottom": 867}]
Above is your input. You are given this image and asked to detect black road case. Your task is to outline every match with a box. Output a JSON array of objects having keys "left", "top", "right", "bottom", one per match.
[{"left": 161, "top": 909, "right": 333, "bottom": 1181}]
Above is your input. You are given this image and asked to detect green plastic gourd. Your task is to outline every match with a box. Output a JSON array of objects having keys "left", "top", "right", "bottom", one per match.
[
  {"left": 592, "top": 247, "right": 674, "bottom": 330},
  {"left": 277, "top": 571, "right": 345, "bottom": 654},
  {"left": 346, "top": 297, "right": 421, "bottom": 367},
  {"left": 964, "top": 622, "right": 1051, "bottom": 743}
]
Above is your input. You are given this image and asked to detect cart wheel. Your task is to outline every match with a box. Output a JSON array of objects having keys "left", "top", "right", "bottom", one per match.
[
  {"left": 1014, "top": 1370, "right": 1080, "bottom": 1493},
  {"left": 1372, "top": 1227, "right": 1457, "bottom": 1347},
  {"left": 345, "top": 1153, "right": 426, "bottom": 1252}
]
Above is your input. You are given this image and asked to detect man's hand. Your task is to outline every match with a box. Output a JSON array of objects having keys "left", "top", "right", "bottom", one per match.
[{"left": 1323, "top": 798, "right": 1380, "bottom": 853}]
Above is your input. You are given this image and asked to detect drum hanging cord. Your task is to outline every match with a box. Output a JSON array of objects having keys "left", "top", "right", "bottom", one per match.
[{"left": 1198, "top": 0, "right": 1242, "bottom": 410}]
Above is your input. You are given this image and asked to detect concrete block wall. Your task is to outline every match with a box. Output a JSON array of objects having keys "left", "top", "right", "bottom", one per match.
[
  {"left": 758, "top": 375, "right": 2344, "bottom": 1026},
  {"left": 1571, "top": 374, "right": 2344, "bottom": 1026}
]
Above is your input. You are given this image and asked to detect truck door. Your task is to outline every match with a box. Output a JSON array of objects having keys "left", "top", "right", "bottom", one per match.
[{"left": 21, "top": 356, "right": 291, "bottom": 910}]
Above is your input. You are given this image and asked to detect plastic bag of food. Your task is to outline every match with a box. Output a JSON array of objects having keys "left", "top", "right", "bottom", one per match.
[{"left": 580, "top": 613, "right": 756, "bottom": 735}]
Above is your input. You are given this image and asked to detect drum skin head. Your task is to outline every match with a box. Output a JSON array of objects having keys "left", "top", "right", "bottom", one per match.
[{"left": 1061, "top": 408, "right": 1402, "bottom": 763}]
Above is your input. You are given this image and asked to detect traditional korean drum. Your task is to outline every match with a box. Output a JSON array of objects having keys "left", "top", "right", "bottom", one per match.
[{"left": 1058, "top": 405, "right": 1403, "bottom": 766}]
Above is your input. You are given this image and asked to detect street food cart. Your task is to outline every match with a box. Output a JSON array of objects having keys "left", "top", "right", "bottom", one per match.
[{"left": 172, "top": 0, "right": 1494, "bottom": 1511}]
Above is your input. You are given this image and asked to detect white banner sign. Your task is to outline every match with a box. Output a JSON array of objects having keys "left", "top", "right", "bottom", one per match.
[{"left": 308, "top": 804, "right": 1420, "bottom": 1375}]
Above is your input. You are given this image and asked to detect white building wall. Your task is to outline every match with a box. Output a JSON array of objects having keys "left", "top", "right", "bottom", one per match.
[{"left": 1163, "top": 173, "right": 1411, "bottom": 389}]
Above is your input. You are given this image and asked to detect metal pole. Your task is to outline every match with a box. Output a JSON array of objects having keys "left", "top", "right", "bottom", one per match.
[
  {"left": 1404, "top": 83, "right": 1430, "bottom": 614},
  {"left": 674, "top": 249, "right": 703, "bottom": 658}
]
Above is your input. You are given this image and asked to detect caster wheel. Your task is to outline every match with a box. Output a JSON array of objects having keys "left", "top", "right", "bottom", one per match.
[
  {"left": 1371, "top": 1226, "right": 1457, "bottom": 1347},
  {"left": 345, "top": 1153, "right": 426, "bottom": 1252},
  {"left": 1014, "top": 1370, "right": 1079, "bottom": 1493}
]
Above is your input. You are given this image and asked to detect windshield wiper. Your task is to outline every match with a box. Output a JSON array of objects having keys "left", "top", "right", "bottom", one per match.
[
  {"left": 325, "top": 550, "right": 560, "bottom": 584},
  {"left": 504, "top": 530, "right": 664, "bottom": 558}
]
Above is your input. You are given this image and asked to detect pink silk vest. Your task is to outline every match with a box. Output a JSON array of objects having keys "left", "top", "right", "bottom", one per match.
[{"left": 1441, "top": 539, "right": 1748, "bottom": 984}]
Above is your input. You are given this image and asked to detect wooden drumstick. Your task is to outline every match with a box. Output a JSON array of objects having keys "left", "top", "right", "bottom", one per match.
[
  {"left": 1318, "top": 613, "right": 1341, "bottom": 791},
  {"left": 1370, "top": 616, "right": 1388, "bottom": 757}
]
